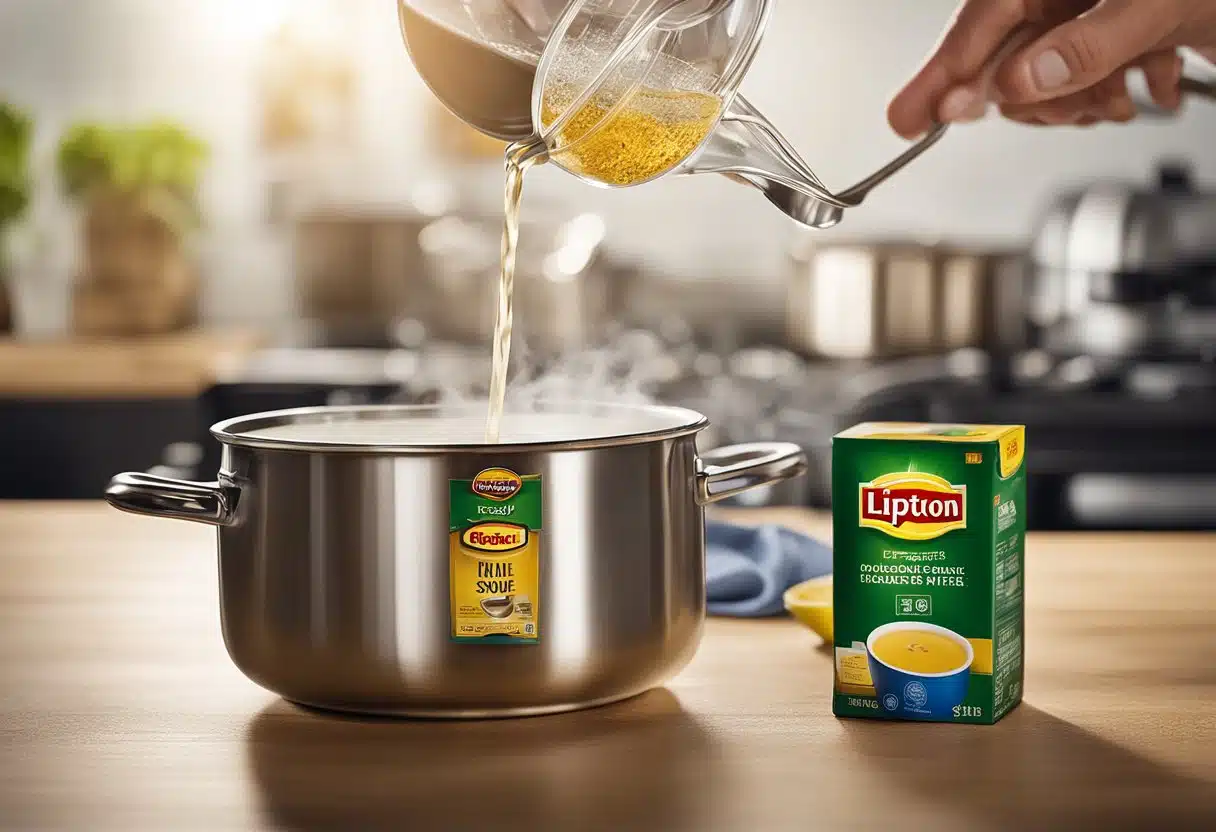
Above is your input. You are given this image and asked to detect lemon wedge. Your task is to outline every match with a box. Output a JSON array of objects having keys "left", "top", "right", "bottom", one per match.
[{"left": 783, "top": 575, "right": 833, "bottom": 644}]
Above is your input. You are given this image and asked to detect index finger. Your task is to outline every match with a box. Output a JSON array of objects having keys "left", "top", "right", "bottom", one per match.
[{"left": 888, "top": 0, "right": 1031, "bottom": 138}]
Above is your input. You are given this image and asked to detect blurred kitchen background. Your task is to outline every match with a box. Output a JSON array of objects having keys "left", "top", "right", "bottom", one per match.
[{"left": 1, "top": 0, "right": 1215, "bottom": 529}]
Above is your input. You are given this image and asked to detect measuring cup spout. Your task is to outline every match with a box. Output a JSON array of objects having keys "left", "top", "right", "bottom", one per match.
[{"left": 684, "top": 96, "right": 949, "bottom": 229}]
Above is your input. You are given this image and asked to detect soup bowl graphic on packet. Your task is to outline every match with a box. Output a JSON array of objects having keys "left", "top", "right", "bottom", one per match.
[{"left": 865, "top": 621, "right": 974, "bottom": 720}]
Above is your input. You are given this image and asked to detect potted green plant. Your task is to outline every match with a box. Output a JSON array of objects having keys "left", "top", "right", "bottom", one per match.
[
  {"left": 0, "top": 103, "right": 33, "bottom": 334},
  {"left": 56, "top": 121, "right": 209, "bottom": 336}
]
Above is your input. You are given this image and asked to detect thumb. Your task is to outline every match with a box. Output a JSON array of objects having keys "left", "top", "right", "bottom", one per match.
[{"left": 994, "top": 0, "right": 1174, "bottom": 104}]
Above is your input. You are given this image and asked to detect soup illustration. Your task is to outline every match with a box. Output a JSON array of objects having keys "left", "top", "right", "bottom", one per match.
[
  {"left": 871, "top": 629, "right": 969, "bottom": 675},
  {"left": 866, "top": 622, "right": 974, "bottom": 720}
]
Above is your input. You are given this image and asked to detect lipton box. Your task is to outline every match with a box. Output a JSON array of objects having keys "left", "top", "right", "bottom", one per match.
[{"left": 832, "top": 423, "right": 1026, "bottom": 724}]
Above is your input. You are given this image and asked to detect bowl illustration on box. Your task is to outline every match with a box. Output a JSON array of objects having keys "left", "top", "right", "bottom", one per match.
[{"left": 865, "top": 622, "right": 974, "bottom": 719}]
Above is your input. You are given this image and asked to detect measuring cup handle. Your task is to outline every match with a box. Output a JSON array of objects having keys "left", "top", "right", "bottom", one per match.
[
  {"left": 1180, "top": 75, "right": 1216, "bottom": 104},
  {"left": 835, "top": 124, "right": 950, "bottom": 204}
]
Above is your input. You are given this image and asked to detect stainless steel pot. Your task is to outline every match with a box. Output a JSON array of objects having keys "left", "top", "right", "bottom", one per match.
[
  {"left": 786, "top": 241, "right": 940, "bottom": 359},
  {"left": 786, "top": 239, "right": 1031, "bottom": 359},
  {"left": 104, "top": 403, "right": 805, "bottom": 718}
]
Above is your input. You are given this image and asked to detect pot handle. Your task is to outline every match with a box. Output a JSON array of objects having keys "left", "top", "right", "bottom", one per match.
[
  {"left": 696, "top": 442, "right": 808, "bottom": 505},
  {"left": 105, "top": 472, "right": 238, "bottom": 527}
]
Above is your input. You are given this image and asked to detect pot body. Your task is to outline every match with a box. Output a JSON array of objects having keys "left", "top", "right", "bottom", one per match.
[
  {"left": 217, "top": 436, "right": 703, "bottom": 717},
  {"left": 106, "top": 404, "right": 806, "bottom": 717}
]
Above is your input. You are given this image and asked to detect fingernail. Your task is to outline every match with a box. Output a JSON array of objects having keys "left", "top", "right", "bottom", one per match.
[
  {"left": 939, "top": 87, "right": 981, "bottom": 122},
  {"left": 953, "top": 107, "right": 989, "bottom": 124},
  {"left": 1032, "top": 49, "right": 1071, "bottom": 92},
  {"left": 1111, "top": 95, "right": 1137, "bottom": 122}
]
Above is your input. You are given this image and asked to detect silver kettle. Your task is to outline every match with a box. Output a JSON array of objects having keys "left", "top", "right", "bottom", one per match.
[{"left": 1030, "top": 161, "right": 1216, "bottom": 358}]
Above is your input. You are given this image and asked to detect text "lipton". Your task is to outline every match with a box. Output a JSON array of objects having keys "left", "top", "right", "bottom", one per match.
[{"left": 862, "top": 488, "right": 962, "bottom": 528}]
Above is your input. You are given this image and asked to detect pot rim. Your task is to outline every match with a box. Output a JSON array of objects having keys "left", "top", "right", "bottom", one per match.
[{"left": 211, "top": 401, "right": 710, "bottom": 454}]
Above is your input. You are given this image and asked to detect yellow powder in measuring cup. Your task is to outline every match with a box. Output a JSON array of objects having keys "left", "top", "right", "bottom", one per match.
[{"left": 541, "top": 85, "right": 722, "bottom": 186}]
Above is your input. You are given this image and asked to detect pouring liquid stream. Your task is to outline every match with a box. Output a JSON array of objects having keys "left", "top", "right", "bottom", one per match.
[
  {"left": 486, "top": 137, "right": 547, "bottom": 444},
  {"left": 467, "top": 9, "right": 724, "bottom": 443},
  {"left": 485, "top": 82, "right": 719, "bottom": 442}
]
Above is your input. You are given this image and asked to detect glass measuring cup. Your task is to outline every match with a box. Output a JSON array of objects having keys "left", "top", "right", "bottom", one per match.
[
  {"left": 398, "top": 0, "right": 949, "bottom": 229},
  {"left": 528, "top": 0, "right": 770, "bottom": 188}
]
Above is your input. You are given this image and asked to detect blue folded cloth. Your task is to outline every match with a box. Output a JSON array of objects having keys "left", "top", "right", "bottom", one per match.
[{"left": 705, "top": 520, "right": 833, "bottom": 618}]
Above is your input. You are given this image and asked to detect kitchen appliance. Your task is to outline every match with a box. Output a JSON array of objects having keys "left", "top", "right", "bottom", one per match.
[
  {"left": 398, "top": 0, "right": 949, "bottom": 229},
  {"left": 104, "top": 402, "right": 806, "bottom": 717},
  {"left": 1031, "top": 161, "right": 1216, "bottom": 360}
]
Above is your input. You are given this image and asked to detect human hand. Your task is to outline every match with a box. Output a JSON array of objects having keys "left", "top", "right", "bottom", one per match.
[{"left": 888, "top": 0, "right": 1216, "bottom": 137}]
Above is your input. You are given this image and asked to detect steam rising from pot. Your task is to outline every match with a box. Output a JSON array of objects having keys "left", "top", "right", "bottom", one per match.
[{"left": 407, "top": 328, "right": 687, "bottom": 417}]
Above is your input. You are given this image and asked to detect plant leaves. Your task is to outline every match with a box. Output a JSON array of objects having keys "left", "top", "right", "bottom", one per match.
[
  {"left": 56, "top": 120, "right": 209, "bottom": 222},
  {"left": 0, "top": 102, "right": 32, "bottom": 231}
]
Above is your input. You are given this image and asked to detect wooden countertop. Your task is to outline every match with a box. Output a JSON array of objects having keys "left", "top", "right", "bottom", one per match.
[
  {"left": 1, "top": 504, "right": 1213, "bottom": 830},
  {"left": 0, "top": 329, "right": 263, "bottom": 399}
]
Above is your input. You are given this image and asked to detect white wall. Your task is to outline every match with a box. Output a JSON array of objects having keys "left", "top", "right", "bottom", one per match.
[{"left": 2, "top": 0, "right": 1215, "bottom": 324}]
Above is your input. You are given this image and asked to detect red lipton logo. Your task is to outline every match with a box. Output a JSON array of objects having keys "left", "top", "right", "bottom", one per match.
[
  {"left": 859, "top": 473, "right": 966, "bottom": 541},
  {"left": 471, "top": 468, "right": 522, "bottom": 501}
]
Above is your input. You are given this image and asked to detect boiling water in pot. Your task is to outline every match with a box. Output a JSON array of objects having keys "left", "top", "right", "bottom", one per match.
[{"left": 240, "top": 409, "right": 697, "bottom": 446}]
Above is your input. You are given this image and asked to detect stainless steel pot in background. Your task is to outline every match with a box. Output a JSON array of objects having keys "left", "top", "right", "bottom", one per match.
[
  {"left": 786, "top": 241, "right": 936, "bottom": 359},
  {"left": 417, "top": 209, "right": 623, "bottom": 352},
  {"left": 939, "top": 246, "right": 1033, "bottom": 358},
  {"left": 785, "top": 239, "right": 1030, "bottom": 360},
  {"left": 293, "top": 196, "right": 448, "bottom": 333},
  {"left": 104, "top": 403, "right": 806, "bottom": 718},
  {"left": 290, "top": 181, "right": 626, "bottom": 354}
]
